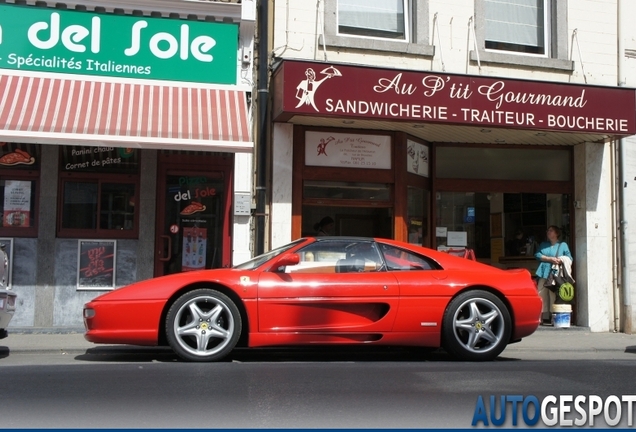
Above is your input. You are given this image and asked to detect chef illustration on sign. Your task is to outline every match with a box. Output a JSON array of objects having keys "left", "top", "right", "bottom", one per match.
[
  {"left": 295, "top": 66, "right": 341, "bottom": 111},
  {"left": 316, "top": 136, "right": 335, "bottom": 156}
]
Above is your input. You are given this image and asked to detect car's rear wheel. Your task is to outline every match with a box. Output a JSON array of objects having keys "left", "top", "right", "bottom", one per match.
[
  {"left": 166, "top": 288, "right": 241, "bottom": 362},
  {"left": 442, "top": 290, "right": 511, "bottom": 361}
]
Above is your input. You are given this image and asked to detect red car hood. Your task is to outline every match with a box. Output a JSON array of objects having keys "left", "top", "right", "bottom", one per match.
[{"left": 88, "top": 268, "right": 256, "bottom": 302}]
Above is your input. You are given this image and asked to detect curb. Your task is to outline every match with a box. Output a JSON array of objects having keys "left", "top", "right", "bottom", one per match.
[
  {"left": 7, "top": 327, "right": 85, "bottom": 335},
  {"left": 535, "top": 324, "right": 590, "bottom": 331}
]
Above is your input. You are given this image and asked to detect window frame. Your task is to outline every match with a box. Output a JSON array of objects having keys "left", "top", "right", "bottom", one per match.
[
  {"left": 57, "top": 172, "right": 140, "bottom": 239},
  {"left": 472, "top": 0, "right": 574, "bottom": 71},
  {"left": 337, "top": 0, "right": 410, "bottom": 42},
  {"left": 484, "top": 0, "right": 549, "bottom": 56},
  {"left": 324, "top": 0, "right": 434, "bottom": 56}
]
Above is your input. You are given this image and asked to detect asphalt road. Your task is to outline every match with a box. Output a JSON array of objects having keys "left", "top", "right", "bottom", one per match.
[{"left": 1, "top": 344, "right": 636, "bottom": 428}]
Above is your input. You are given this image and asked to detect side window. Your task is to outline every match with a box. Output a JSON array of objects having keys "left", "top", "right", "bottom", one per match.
[
  {"left": 472, "top": 0, "right": 573, "bottom": 71},
  {"left": 379, "top": 243, "right": 438, "bottom": 271},
  {"left": 323, "top": 0, "right": 434, "bottom": 56},
  {"left": 285, "top": 241, "right": 348, "bottom": 274},
  {"left": 58, "top": 146, "right": 140, "bottom": 239},
  {"left": 284, "top": 240, "right": 383, "bottom": 273}
]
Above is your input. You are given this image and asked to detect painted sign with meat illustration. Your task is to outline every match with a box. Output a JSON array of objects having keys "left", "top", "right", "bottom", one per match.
[
  {"left": 0, "top": 144, "right": 40, "bottom": 170},
  {"left": 0, "top": 149, "right": 35, "bottom": 166}
]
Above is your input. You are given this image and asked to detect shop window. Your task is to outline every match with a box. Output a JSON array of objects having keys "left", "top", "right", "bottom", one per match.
[
  {"left": 302, "top": 206, "right": 393, "bottom": 238},
  {"left": 323, "top": 0, "right": 434, "bottom": 56},
  {"left": 304, "top": 180, "right": 390, "bottom": 201},
  {"left": 472, "top": 0, "right": 573, "bottom": 71},
  {"left": 436, "top": 191, "right": 570, "bottom": 267},
  {"left": 58, "top": 147, "right": 140, "bottom": 239},
  {"left": 407, "top": 186, "right": 429, "bottom": 246},
  {"left": 0, "top": 143, "right": 40, "bottom": 237},
  {"left": 436, "top": 192, "right": 480, "bottom": 253},
  {"left": 436, "top": 147, "right": 569, "bottom": 181},
  {"left": 61, "top": 181, "right": 135, "bottom": 231}
]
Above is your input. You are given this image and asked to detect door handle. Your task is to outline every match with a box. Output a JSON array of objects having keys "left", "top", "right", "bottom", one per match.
[{"left": 159, "top": 235, "right": 172, "bottom": 262}]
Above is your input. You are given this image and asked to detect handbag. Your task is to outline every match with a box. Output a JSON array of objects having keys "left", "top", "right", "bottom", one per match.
[
  {"left": 544, "top": 243, "right": 575, "bottom": 302},
  {"left": 546, "top": 264, "right": 575, "bottom": 300},
  {"left": 544, "top": 243, "right": 562, "bottom": 288}
]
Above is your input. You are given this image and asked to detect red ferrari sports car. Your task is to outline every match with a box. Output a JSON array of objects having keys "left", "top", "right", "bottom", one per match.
[{"left": 84, "top": 237, "right": 541, "bottom": 362}]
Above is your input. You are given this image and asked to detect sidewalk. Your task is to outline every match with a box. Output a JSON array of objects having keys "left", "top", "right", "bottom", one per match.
[
  {"left": 506, "top": 326, "right": 636, "bottom": 360},
  {"left": 3, "top": 325, "right": 636, "bottom": 360},
  {"left": 2, "top": 327, "right": 93, "bottom": 353}
]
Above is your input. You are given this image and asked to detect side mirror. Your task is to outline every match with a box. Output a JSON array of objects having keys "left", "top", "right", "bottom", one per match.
[{"left": 270, "top": 253, "right": 300, "bottom": 271}]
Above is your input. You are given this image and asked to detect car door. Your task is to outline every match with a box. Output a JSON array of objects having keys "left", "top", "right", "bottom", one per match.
[
  {"left": 377, "top": 242, "right": 451, "bottom": 335},
  {"left": 257, "top": 239, "right": 400, "bottom": 334}
]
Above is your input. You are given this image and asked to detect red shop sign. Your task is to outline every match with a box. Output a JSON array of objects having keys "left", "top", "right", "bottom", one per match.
[{"left": 274, "top": 60, "right": 636, "bottom": 136}]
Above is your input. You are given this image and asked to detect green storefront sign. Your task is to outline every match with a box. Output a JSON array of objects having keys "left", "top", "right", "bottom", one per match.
[{"left": 0, "top": 4, "right": 238, "bottom": 84}]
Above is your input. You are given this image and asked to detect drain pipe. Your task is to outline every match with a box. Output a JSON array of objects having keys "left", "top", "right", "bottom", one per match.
[
  {"left": 617, "top": 0, "right": 632, "bottom": 333},
  {"left": 611, "top": 138, "right": 620, "bottom": 332},
  {"left": 255, "top": 0, "right": 269, "bottom": 256}
]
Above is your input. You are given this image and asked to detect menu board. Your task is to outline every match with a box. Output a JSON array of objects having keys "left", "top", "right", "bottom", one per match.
[
  {"left": 77, "top": 240, "right": 116, "bottom": 289},
  {"left": 182, "top": 227, "right": 207, "bottom": 272},
  {"left": 305, "top": 131, "right": 391, "bottom": 169},
  {"left": 3, "top": 180, "right": 31, "bottom": 227},
  {"left": 60, "top": 146, "right": 139, "bottom": 174}
]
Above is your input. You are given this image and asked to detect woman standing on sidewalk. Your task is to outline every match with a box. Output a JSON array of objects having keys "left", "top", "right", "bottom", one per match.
[{"left": 534, "top": 226, "right": 572, "bottom": 325}]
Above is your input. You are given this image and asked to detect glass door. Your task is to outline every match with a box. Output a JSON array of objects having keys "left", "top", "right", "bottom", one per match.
[{"left": 155, "top": 168, "right": 231, "bottom": 276}]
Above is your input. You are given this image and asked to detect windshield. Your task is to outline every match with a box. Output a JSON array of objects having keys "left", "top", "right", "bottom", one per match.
[{"left": 233, "top": 239, "right": 306, "bottom": 270}]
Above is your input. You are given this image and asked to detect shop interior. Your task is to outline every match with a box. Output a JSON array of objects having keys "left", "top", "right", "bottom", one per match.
[
  {"left": 301, "top": 191, "right": 570, "bottom": 274},
  {"left": 435, "top": 192, "right": 570, "bottom": 271}
]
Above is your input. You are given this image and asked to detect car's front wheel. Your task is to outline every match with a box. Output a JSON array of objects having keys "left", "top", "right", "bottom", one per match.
[
  {"left": 166, "top": 288, "right": 241, "bottom": 362},
  {"left": 442, "top": 290, "right": 511, "bottom": 361}
]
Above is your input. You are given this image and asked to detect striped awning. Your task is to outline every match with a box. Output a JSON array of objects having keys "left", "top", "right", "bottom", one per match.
[{"left": 0, "top": 71, "right": 252, "bottom": 152}]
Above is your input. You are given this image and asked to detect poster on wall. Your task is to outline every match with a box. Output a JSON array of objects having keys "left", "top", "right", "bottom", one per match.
[
  {"left": 406, "top": 140, "right": 429, "bottom": 177},
  {"left": 3, "top": 180, "right": 31, "bottom": 227},
  {"left": 77, "top": 240, "right": 116, "bottom": 289},
  {"left": 305, "top": 131, "right": 391, "bottom": 169},
  {"left": 182, "top": 227, "right": 207, "bottom": 272}
]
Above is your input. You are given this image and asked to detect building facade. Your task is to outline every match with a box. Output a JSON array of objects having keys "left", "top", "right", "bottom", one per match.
[
  {"left": 620, "top": 0, "right": 636, "bottom": 333},
  {"left": 0, "top": 0, "right": 256, "bottom": 328},
  {"left": 267, "top": 0, "right": 636, "bottom": 332}
]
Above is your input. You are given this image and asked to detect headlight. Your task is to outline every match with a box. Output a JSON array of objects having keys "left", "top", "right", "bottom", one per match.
[{"left": 83, "top": 308, "right": 95, "bottom": 319}]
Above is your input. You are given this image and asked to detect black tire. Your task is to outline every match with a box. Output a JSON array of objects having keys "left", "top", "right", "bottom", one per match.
[
  {"left": 166, "top": 288, "right": 241, "bottom": 362},
  {"left": 442, "top": 290, "right": 511, "bottom": 361}
]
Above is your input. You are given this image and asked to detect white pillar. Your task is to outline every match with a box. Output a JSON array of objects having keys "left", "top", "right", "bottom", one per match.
[
  {"left": 622, "top": 135, "right": 636, "bottom": 333},
  {"left": 573, "top": 142, "right": 614, "bottom": 331},
  {"left": 233, "top": 152, "right": 253, "bottom": 266},
  {"left": 271, "top": 122, "right": 294, "bottom": 248}
]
